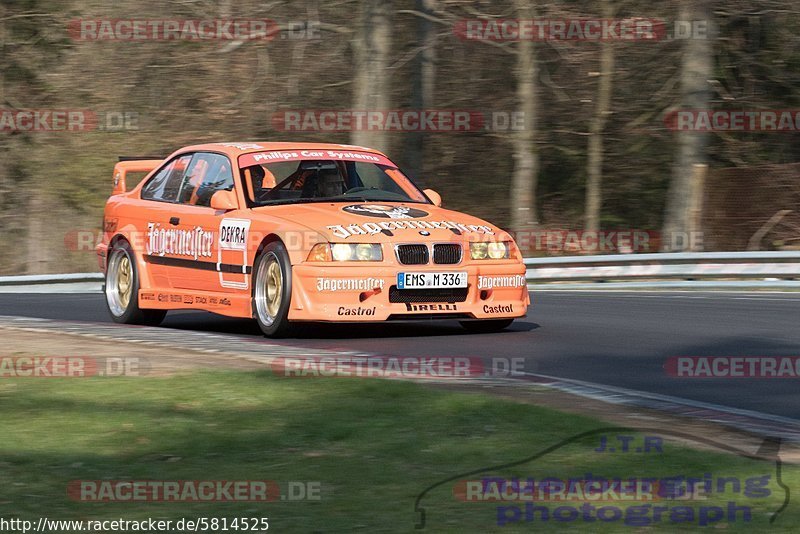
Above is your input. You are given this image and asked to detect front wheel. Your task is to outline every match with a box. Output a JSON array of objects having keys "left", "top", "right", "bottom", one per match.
[
  {"left": 252, "top": 241, "right": 293, "bottom": 338},
  {"left": 105, "top": 241, "right": 166, "bottom": 326},
  {"left": 459, "top": 319, "right": 514, "bottom": 333}
]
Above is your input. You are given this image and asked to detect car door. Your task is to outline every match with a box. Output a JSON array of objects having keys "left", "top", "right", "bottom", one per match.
[
  {"left": 167, "top": 152, "right": 250, "bottom": 293},
  {"left": 136, "top": 153, "right": 194, "bottom": 289}
]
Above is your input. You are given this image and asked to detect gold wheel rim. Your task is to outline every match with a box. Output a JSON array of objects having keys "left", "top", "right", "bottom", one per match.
[
  {"left": 266, "top": 260, "right": 282, "bottom": 318},
  {"left": 117, "top": 255, "right": 132, "bottom": 309}
]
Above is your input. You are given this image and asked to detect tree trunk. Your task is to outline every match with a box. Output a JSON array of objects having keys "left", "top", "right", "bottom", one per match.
[
  {"left": 662, "top": 0, "right": 713, "bottom": 251},
  {"left": 0, "top": 2, "right": 4, "bottom": 105},
  {"left": 510, "top": 0, "right": 539, "bottom": 233},
  {"left": 26, "top": 192, "right": 48, "bottom": 274},
  {"left": 351, "top": 0, "right": 393, "bottom": 154},
  {"left": 403, "top": 0, "right": 437, "bottom": 184},
  {"left": 687, "top": 163, "right": 707, "bottom": 251},
  {"left": 585, "top": 1, "right": 615, "bottom": 235}
]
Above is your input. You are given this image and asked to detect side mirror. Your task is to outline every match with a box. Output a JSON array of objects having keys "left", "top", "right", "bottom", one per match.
[
  {"left": 423, "top": 188, "right": 442, "bottom": 207},
  {"left": 210, "top": 190, "right": 238, "bottom": 210}
]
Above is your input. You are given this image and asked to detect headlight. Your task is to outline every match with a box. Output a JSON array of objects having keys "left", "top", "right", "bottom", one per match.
[
  {"left": 470, "top": 242, "right": 488, "bottom": 260},
  {"left": 356, "top": 243, "right": 376, "bottom": 260},
  {"left": 332, "top": 243, "right": 353, "bottom": 261},
  {"left": 488, "top": 241, "right": 509, "bottom": 259},
  {"left": 307, "top": 243, "right": 383, "bottom": 262},
  {"left": 470, "top": 241, "right": 510, "bottom": 260}
]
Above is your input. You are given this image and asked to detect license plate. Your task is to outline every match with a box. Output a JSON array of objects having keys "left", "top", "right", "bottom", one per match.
[{"left": 397, "top": 272, "right": 468, "bottom": 289}]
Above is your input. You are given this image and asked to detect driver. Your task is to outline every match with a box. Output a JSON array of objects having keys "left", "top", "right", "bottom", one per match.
[
  {"left": 248, "top": 165, "right": 276, "bottom": 200},
  {"left": 250, "top": 165, "right": 266, "bottom": 189},
  {"left": 314, "top": 168, "right": 345, "bottom": 198}
]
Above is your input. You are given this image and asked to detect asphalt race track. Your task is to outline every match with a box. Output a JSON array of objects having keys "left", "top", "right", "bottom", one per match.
[{"left": 2, "top": 291, "right": 799, "bottom": 421}]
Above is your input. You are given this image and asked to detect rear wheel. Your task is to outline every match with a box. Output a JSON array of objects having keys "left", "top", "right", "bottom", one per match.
[
  {"left": 105, "top": 241, "right": 166, "bottom": 326},
  {"left": 253, "top": 241, "right": 293, "bottom": 337},
  {"left": 459, "top": 319, "right": 514, "bottom": 333}
]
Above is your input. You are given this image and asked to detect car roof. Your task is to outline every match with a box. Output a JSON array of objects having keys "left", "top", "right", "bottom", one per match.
[{"left": 176, "top": 142, "right": 387, "bottom": 160}]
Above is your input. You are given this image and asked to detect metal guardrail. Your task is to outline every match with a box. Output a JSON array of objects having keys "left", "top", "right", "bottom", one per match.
[
  {"left": 525, "top": 251, "right": 800, "bottom": 283},
  {"left": 1, "top": 251, "right": 799, "bottom": 291},
  {"left": 0, "top": 273, "right": 104, "bottom": 286}
]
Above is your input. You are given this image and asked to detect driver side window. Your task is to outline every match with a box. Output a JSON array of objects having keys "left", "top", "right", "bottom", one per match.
[{"left": 177, "top": 153, "right": 234, "bottom": 207}]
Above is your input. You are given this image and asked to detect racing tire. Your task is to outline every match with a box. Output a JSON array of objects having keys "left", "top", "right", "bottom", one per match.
[
  {"left": 105, "top": 241, "right": 167, "bottom": 326},
  {"left": 459, "top": 319, "right": 514, "bottom": 333},
  {"left": 252, "top": 241, "right": 294, "bottom": 338}
]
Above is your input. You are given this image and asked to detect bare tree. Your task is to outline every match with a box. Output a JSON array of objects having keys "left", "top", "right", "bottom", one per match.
[
  {"left": 351, "top": 0, "right": 393, "bottom": 153},
  {"left": 510, "top": 0, "right": 540, "bottom": 232},
  {"left": 403, "top": 0, "right": 437, "bottom": 183},
  {"left": 663, "top": 0, "right": 714, "bottom": 250},
  {"left": 585, "top": 0, "right": 615, "bottom": 235}
]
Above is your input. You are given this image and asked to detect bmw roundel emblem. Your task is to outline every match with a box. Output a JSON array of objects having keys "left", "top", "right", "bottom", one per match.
[{"left": 419, "top": 230, "right": 431, "bottom": 236}]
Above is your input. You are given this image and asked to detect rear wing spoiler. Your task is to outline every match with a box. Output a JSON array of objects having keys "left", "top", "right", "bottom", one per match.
[{"left": 112, "top": 157, "right": 164, "bottom": 194}]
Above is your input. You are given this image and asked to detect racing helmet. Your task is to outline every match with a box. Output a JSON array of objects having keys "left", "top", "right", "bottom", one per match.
[{"left": 250, "top": 165, "right": 266, "bottom": 190}]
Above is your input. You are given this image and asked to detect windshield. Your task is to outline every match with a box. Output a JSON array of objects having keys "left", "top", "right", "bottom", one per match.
[{"left": 240, "top": 152, "right": 428, "bottom": 207}]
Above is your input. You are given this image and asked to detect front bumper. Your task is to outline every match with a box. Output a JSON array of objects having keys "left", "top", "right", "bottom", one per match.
[{"left": 288, "top": 262, "right": 529, "bottom": 322}]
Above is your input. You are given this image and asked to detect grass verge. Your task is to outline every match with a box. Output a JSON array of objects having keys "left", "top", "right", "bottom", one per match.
[{"left": 0, "top": 371, "right": 796, "bottom": 532}]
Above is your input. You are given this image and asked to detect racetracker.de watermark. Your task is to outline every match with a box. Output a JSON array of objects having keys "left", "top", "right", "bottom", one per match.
[
  {"left": 511, "top": 230, "right": 703, "bottom": 255},
  {"left": 454, "top": 18, "right": 665, "bottom": 41},
  {"left": 0, "top": 356, "right": 147, "bottom": 377},
  {"left": 455, "top": 478, "right": 677, "bottom": 503},
  {"left": 67, "top": 480, "right": 320, "bottom": 502},
  {"left": 271, "top": 110, "right": 530, "bottom": 132},
  {"left": 270, "top": 356, "right": 526, "bottom": 379},
  {"left": 69, "top": 19, "right": 279, "bottom": 41},
  {"left": 0, "top": 110, "right": 138, "bottom": 132},
  {"left": 455, "top": 19, "right": 710, "bottom": 41},
  {"left": 666, "top": 356, "right": 800, "bottom": 378},
  {"left": 67, "top": 225, "right": 513, "bottom": 254},
  {"left": 665, "top": 110, "right": 800, "bottom": 132}
]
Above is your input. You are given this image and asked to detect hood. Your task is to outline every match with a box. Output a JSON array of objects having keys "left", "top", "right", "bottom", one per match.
[{"left": 251, "top": 202, "right": 509, "bottom": 243}]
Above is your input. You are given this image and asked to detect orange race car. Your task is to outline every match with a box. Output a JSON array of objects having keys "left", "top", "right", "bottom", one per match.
[{"left": 97, "top": 142, "right": 529, "bottom": 337}]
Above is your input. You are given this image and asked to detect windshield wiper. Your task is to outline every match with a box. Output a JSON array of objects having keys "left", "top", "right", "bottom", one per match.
[
  {"left": 255, "top": 196, "right": 427, "bottom": 207},
  {"left": 256, "top": 197, "right": 366, "bottom": 207}
]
